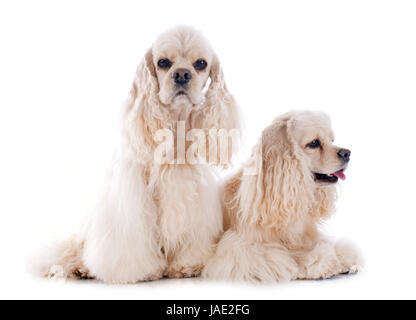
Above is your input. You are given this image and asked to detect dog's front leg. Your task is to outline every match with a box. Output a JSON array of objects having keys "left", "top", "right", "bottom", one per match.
[
  {"left": 295, "top": 239, "right": 362, "bottom": 280},
  {"left": 158, "top": 165, "right": 223, "bottom": 279},
  {"left": 166, "top": 240, "right": 214, "bottom": 278},
  {"left": 82, "top": 161, "right": 167, "bottom": 284}
]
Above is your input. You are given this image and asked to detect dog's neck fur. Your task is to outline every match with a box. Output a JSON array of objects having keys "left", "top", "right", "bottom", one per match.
[{"left": 169, "top": 98, "right": 194, "bottom": 123}]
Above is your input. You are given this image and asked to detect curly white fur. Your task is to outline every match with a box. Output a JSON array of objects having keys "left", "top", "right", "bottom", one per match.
[{"left": 33, "top": 26, "right": 240, "bottom": 284}]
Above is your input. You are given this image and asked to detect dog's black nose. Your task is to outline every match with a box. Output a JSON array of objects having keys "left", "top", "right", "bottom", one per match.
[
  {"left": 172, "top": 68, "right": 192, "bottom": 85},
  {"left": 337, "top": 148, "right": 351, "bottom": 162}
]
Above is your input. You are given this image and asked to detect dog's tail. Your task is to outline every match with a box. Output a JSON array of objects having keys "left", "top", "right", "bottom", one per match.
[{"left": 29, "top": 236, "right": 92, "bottom": 280}]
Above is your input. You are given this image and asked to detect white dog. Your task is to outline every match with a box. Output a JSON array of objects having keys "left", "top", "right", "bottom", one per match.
[
  {"left": 203, "top": 111, "right": 362, "bottom": 282},
  {"left": 34, "top": 26, "right": 240, "bottom": 284}
]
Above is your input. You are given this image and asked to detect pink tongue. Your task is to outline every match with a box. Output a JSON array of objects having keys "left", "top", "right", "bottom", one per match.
[{"left": 333, "top": 170, "right": 346, "bottom": 180}]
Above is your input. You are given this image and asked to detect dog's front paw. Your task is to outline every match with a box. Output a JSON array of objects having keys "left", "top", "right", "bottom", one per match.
[
  {"left": 297, "top": 242, "right": 344, "bottom": 280},
  {"left": 343, "top": 264, "right": 360, "bottom": 275},
  {"left": 48, "top": 265, "right": 66, "bottom": 280},
  {"left": 166, "top": 264, "right": 203, "bottom": 279},
  {"left": 335, "top": 240, "right": 363, "bottom": 275},
  {"left": 143, "top": 268, "right": 165, "bottom": 282}
]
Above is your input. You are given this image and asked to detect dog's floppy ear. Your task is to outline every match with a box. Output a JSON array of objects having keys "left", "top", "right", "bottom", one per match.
[
  {"left": 236, "top": 115, "right": 315, "bottom": 231},
  {"left": 125, "top": 48, "right": 157, "bottom": 113},
  {"left": 202, "top": 54, "right": 240, "bottom": 130},
  {"left": 195, "top": 54, "right": 241, "bottom": 168},
  {"left": 123, "top": 48, "right": 170, "bottom": 151}
]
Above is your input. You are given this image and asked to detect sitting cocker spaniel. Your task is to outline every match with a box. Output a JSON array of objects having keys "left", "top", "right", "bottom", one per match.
[
  {"left": 35, "top": 26, "right": 240, "bottom": 284},
  {"left": 203, "top": 111, "right": 362, "bottom": 282}
]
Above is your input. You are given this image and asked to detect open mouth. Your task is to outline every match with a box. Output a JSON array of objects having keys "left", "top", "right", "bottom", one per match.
[{"left": 314, "top": 170, "right": 346, "bottom": 183}]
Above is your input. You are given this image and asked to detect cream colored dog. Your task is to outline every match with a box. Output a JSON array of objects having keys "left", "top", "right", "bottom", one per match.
[
  {"left": 203, "top": 111, "right": 362, "bottom": 282},
  {"left": 35, "top": 26, "right": 240, "bottom": 284}
]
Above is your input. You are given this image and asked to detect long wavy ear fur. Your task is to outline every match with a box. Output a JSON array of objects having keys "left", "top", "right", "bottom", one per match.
[
  {"left": 202, "top": 54, "right": 240, "bottom": 131},
  {"left": 236, "top": 115, "right": 315, "bottom": 232},
  {"left": 194, "top": 54, "right": 241, "bottom": 168},
  {"left": 122, "top": 48, "right": 171, "bottom": 155}
]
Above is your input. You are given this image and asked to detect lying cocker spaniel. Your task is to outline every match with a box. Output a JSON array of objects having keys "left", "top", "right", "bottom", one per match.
[
  {"left": 203, "top": 111, "right": 362, "bottom": 282},
  {"left": 36, "top": 26, "right": 240, "bottom": 283}
]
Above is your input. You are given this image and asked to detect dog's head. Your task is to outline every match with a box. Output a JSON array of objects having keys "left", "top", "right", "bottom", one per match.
[
  {"left": 237, "top": 111, "right": 348, "bottom": 229},
  {"left": 125, "top": 26, "right": 240, "bottom": 157},
  {"left": 151, "top": 26, "right": 214, "bottom": 107},
  {"left": 287, "top": 112, "right": 350, "bottom": 185}
]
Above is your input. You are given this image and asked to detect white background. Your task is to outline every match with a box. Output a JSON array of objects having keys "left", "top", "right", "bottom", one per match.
[{"left": 1, "top": 0, "right": 415, "bottom": 300}]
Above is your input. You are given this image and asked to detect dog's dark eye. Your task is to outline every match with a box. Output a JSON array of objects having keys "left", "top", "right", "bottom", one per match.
[
  {"left": 306, "top": 139, "right": 321, "bottom": 149},
  {"left": 193, "top": 59, "right": 207, "bottom": 71},
  {"left": 157, "top": 59, "right": 172, "bottom": 69}
]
